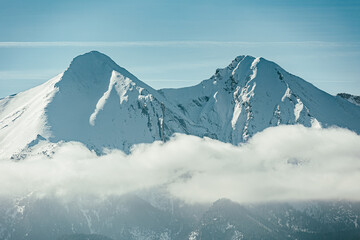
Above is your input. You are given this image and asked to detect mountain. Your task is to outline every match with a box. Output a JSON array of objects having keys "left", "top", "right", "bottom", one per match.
[
  {"left": 0, "top": 51, "right": 203, "bottom": 159},
  {"left": 160, "top": 55, "right": 360, "bottom": 143},
  {"left": 1, "top": 51, "right": 360, "bottom": 239},
  {"left": 1, "top": 194, "right": 360, "bottom": 240},
  {"left": 0, "top": 51, "right": 359, "bottom": 158},
  {"left": 337, "top": 93, "right": 360, "bottom": 106},
  {"left": 57, "top": 234, "right": 114, "bottom": 240}
]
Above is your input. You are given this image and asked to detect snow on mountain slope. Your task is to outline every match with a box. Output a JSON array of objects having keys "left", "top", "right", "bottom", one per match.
[
  {"left": 0, "top": 74, "right": 62, "bottom": 159},
  {"left": 0, "top": 51, "right": 359, "bottom": 159},
  {"left": 44, "top": 51, "right": 204, "bottom": 154},
  {"left": 0, "top": 51, "right": 206, "bottom": 158},
  {"left": 160, "top": 55, "right": 360, "bottom": 144}
]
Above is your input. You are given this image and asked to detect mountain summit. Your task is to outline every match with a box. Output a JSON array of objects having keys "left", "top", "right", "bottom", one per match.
[
  {"left": 0, "top": 51, "right": 359, "bottom": 158},
  {"left": 160, "top": 55, "right": 360, "bottom": 143}
]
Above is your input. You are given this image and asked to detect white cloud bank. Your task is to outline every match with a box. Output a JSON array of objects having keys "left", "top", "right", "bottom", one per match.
[{"left": 0, "top": 125, "right": 359, "bottom": 204}]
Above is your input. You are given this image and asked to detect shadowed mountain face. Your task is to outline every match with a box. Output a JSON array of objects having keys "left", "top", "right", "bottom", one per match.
[
  {"left": 57, "top": 234, "right": 114, "bottom": 240},
  {"left": 1, "top": 194, "right": 360, "bottom": 240},
  {"left": 45, "top": 51, "right": 196, "bottom": 153},
  {"left": 0, "top": 51, "right": 359, "bottom": 157}
]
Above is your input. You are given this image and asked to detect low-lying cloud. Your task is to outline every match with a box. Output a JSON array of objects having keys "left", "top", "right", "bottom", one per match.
[{"left": 0, "top": 125, "right": 359, "bottom": 204}]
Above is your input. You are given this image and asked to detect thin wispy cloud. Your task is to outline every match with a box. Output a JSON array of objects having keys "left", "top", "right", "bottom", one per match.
[
  {"left": 314, "top": 80, "right": 356, "bottom": 83},
  {"left": 0, "top": 41, "right": 358, "bottom": 48}
]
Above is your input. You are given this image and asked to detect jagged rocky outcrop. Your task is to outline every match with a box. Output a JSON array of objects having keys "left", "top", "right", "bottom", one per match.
[{"left": 337, "top": 93, "right": 360, "bottom": 106}]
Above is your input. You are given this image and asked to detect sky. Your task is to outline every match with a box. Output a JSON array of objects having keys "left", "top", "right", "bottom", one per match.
[{"left": 0, "top": 0, "right": 360, "bottom": 97}]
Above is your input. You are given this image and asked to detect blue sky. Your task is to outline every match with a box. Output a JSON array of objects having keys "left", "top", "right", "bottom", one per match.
[{"left": 0, "top": 0, "right": 360, "bottom": 97}]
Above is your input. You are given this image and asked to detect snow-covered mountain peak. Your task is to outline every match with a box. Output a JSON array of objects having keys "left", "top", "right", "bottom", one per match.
[
  {"left": 209, "top": 55, "right": 278, "bottom": 95},
  {"left": 226, "top": 55, "right": 247, "bottom": 70},
  {"left": 1, "top": 51, "right": 359, "bottom": 159},
  {"left": 42, "top": 52, "right": 173, "bottom": 153},
  {"left": 161, "top": 54, "right": 360, "bottom": 144},
  {"left": 212, "top": 55, "right": 253, "bottom": 78},
  {"left": 67, "top": 51, "right": 126, "bottom": 74},
  {"left": 70, "top": 50, "right": 116, "bottom": 66},
  {"left": 56, "top": 51, "right": 142, "bottom": 93}
]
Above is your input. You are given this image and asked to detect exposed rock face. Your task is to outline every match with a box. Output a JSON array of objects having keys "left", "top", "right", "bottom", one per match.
[{"left": 337, "top": 93, "right": 360, "bottom": 106}]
